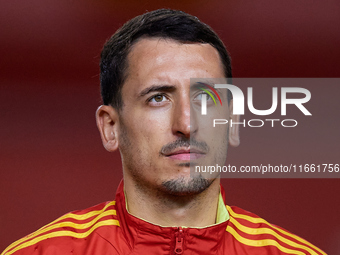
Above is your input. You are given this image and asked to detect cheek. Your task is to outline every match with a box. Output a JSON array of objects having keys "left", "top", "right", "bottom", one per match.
[
  {"left": 122, "top": 110, "right": 172, "bottom": 150},
  {"left": 196, "top": 107, "right": 229, "bottom": 133},
  {"left": 196, "top": 107, "right": 229, "bottom": 162}
]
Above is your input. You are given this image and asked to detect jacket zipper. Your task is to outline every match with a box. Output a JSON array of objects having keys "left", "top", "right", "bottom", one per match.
[{"left": 174, "top": 227, "right": 184, "bottom": 254}]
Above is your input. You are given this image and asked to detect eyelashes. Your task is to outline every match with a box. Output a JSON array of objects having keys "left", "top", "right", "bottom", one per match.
[
  {"left": 147, "top": 93, "right": 170, "bottom": 105},
  {"left": 147, "top": 92, "right": 214, "bottom": 104}
]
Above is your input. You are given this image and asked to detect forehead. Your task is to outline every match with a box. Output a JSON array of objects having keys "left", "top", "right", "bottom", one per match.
[
  {"left": 128, "top": 37, "right": 222, "bottom": 62},
  {"left": 126, "top": 37, "right": 224, "bottom": 81}
]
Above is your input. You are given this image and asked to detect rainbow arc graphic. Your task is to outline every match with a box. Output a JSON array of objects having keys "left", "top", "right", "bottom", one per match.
[{"left": 198, "top": 82, "right": 222, "bottom": 106}]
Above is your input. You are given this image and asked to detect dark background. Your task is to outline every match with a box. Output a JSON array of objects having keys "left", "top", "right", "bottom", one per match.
[{"left": 1, "top": 0, "right": 339, "bottom": 253}]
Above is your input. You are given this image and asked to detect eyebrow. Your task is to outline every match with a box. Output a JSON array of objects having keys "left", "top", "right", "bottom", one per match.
[
  {"left": 191, "top": 82, "right": 225, "bottom": 99},
  {"left": 191, "top": 83, "right": 207, "bottom": 90},
  {"left": 190, "top": 82, "right": 215, "bottom": 93},
  {"left": 138, "top": 85, "right": 176, "bottom": 97}
]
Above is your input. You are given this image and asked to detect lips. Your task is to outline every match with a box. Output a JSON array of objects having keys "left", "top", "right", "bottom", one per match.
[{"left": 164, "top": 148, "right": 205, "bottom": 161}]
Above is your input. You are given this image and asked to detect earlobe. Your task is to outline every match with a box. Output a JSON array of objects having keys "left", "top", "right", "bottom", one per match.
[
  {"left": 96, "top": 105, "right": 119, "bottom": 152},
  {"left": 228, "top": 100, "right": 240, "bottom": 147}
]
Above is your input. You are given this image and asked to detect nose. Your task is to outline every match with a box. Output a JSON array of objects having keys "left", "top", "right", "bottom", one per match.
[{"left": 172, "top": 93, "right": 197, "bottom": 138}]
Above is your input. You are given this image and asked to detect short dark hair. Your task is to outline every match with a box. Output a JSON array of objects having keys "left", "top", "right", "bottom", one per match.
[{"left": 100, "top": 9, "right": 232, "bottom": 108}]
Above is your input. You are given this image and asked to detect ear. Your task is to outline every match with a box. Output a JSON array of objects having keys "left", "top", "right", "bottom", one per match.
[
  {"left": 228, "top": 100, "right": 240, "bottom": 147},
  {"left": 96, "top": 105, "right": 119, "bottom": 152}
]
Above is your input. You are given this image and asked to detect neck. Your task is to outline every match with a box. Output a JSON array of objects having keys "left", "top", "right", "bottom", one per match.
[{"left": 124, "top": 176, "right": 220, "bottom": 227}]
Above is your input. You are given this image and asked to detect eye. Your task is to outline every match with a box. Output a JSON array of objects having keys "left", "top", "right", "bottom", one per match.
[
  {"left": 194, "top": 92, "right": 214, "bottom": 101},
  {"left": 151, "top": 94, "right": 166, "bottom": 102},
  {"left": 147, "top": 93, "right": 170, "bottom": 105}
]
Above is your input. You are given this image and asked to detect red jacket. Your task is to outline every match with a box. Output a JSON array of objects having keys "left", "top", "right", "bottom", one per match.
[{"left": 2, "top": 181, "right": 325, "bottom": 255}]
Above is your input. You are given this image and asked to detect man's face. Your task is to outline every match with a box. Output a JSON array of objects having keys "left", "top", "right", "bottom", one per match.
[{"left": 115, "top": 38, "right": 236, "bottom": 195}]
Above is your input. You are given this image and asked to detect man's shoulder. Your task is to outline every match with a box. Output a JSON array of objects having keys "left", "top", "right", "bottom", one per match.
[
  {"left": 225, "top": 205, "right": 326, "bottom": 255},
  {"left": 1, "top": 201, "right": 120, "bottom": 255}
]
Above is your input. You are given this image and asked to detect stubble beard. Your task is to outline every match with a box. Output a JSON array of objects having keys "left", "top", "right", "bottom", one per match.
[
  {"left": 118, "top": 116, "right": 214, "bottom": 197},
  {"left": 161, "top": 174, "right": 214, "bottom": 196}
]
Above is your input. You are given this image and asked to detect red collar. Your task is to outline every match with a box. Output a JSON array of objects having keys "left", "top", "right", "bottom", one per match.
[{"left": 115, "top": 180, "right": 229, "bottom": 253}]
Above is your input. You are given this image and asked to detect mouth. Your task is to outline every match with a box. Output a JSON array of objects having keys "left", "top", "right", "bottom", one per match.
[{"left": 164, "top": 147, "right": 206, "bottom": 161}]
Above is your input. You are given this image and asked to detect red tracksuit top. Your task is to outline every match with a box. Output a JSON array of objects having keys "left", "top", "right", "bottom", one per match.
[{"left": 2, "top": 180, "right": 325, "bottom": 255}]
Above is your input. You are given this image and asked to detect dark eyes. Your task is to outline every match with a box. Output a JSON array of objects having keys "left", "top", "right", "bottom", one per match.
[
  {"left": 152, "top": 94, "right": 166, "bottom": 102},
  {"left": 147, "top": 92, "right": 213, "bottom": 105},
  {"left": 148, "top": 93, "right": 169, "bottom": 104}
]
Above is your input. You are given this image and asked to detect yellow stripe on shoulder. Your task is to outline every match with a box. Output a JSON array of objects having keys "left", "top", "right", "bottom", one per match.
[
  {"left": 227, "top": 225, "right": 306, "bottom": 255},
  {"left": 3, "top": 219, "right": 119, "bottom": 255},
  {"left": 2, "top": 201, "right": 117, "bottom": 255},
  {"left": 227, "top": 206, "right": 326, "bottom": 255},
  {"left": 43, "top": 201, "right": 116, "bottom": 228},
  {"left": 229, "top": 217, "right": 319, "bottom": 255}
]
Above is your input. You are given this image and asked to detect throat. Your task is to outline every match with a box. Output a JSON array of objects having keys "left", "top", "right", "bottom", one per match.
[{"left": 125, "top": 178, "right": 220, "bottom": 227}]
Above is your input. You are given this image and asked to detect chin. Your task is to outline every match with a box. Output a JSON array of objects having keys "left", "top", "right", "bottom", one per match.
[{"left": 161, "top": 175, "right": 214, "bottom": 196}]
